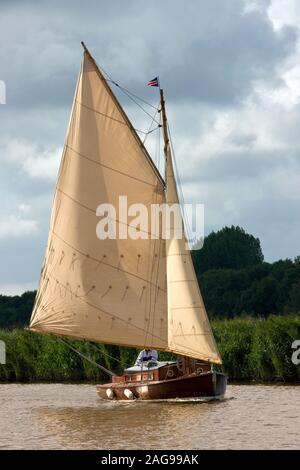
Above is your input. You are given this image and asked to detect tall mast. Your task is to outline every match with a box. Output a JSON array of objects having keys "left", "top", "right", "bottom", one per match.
[
  {"left": 160, "top": 88, "right": 169, "bottom": 182},
  {"left": 159, "top": 88, "right": 222, "bottom": 365}
]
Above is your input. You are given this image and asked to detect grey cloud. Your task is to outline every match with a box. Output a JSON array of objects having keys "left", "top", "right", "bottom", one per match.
[
  {"left": 160, "top": 10, "right": 296, "bottom": 105},
  {"left": 0, "top": 1, "right": 297, "bottom": 109},
  {"left": 190, "top": 174, "right": 300, "bottom": 262},
  {"left": 180, "top": 148, "right": 300, "bottom": 184},
  {"left": 0, "top": 0, "right": 300, "bottom": 293},
  {"left": 227, "top": 131, "right": 257, "bottom": 148}
]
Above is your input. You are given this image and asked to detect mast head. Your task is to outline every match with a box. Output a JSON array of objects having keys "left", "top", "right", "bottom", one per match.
[{"left": 81, "top": 41, "right": 88, "bottom": 53}]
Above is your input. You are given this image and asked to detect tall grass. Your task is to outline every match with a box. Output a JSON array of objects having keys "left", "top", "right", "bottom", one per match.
[
  {"left": 0, "top": 315, "right": 299, "bottom": 382},
  {"left": 213, "top": 315, "right": 300, "bottom": 382}
]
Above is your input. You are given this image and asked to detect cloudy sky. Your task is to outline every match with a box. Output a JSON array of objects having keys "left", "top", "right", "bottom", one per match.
[{"left": 0, "top": 0, "right": 300, "bottom": 295}]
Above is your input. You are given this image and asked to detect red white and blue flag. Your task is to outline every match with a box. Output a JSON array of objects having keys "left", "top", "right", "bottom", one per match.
[{"left": 147, "top": 77, "right": 159, "bottom": 87}]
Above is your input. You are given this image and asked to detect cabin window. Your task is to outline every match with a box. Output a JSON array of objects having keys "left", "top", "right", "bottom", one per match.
[
  {"left": 147, "top": 373, "right": 153, "bottom": 380},
  {"left": 125, "top": 375, "right": 132, "bottom": 382},
  {"left": 136, "top": 374, "right": 141, "bottom": 381}
]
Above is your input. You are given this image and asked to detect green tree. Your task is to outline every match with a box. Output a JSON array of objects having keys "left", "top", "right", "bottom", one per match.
[
  {"left": 0, "top": 291, "right": 36, "bottom": 329},
  {"left": 192, "top": 226, "right": 264, "bottom": 274},
  {"left": 286, "top": 280, "right": 300, "bottom": 313}
]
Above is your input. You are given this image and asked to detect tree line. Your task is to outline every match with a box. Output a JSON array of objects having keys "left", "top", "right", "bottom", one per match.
[
  {"left": 193, "top": 226, "right": 300, "bottom": 318},
  {"left": 1, "top": 315, "right": 299, "bottom": 382},
  {"left": 0, "top": 226, "right": 299, "bottom": 329}
]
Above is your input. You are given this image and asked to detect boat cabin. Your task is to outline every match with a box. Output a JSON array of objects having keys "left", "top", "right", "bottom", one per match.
[{"left": 112, "top": 357, "right": 212, "bottom": 384}]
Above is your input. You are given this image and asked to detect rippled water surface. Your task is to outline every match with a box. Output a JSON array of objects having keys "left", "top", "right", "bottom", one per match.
[{"left": 0, "top": 384, "right": 299, "bottom": 449}]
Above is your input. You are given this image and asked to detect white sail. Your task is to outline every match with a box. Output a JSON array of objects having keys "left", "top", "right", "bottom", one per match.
[
  {"left": 30, "top": 47, "right": 222, "bottom": 364},
  {"left": 30, "top": 50, "right": 168, "bottom": 349},
  {"left": 165, "top": 144, "right": 222, "bottom": 364}
]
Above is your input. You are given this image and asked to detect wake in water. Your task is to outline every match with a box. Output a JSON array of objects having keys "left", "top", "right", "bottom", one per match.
[{"left": 99, "top": 395, "right": 236, "bottom": 406}]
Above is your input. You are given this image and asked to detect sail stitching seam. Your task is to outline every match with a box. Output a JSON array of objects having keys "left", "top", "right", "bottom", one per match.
[
  {"left": 44, "top": 273, "right": 167, "bottom": 343},
  {"left": 65, "top": 144, "right": 160, "bottom": 188},
  {"left": 51, "top": 229, "right": 167, "bottom": 292},
  {"left": 76, "top": 99, "right": 158, "bottom": 136},
  {"left": 55, "top": 185, "right": 165, "bottom": 238}
]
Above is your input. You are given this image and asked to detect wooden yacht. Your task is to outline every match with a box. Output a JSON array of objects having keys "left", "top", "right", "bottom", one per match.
[
  {"left": 97, "top": 358, "right": 227, "bottom": 400},
  {"left": 29, "top": 43, "right": 227, "bottom": 401}
]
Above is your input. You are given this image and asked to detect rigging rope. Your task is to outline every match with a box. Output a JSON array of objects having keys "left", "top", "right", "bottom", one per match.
[
  {"left": 142, "top": 103, "right": 161, "bottom": 145},
  {"left": 88, "top": 342, "right": 143, "bottom": 372},
  {"left": 95, "top": 61, "right": 160, "bottom": 124},
  {"left": 98, "top": 65, "right": 159, "bottom": 111},
  {"left": 89, "top": 342, "right": 122, "bottom": 365},
  {"left": 86, "top": 58, "right": 163, "bottom": 159},
  {"left": 56, "top": 336, "right": 116, "bottom": 377},
  {"left": 110, "top": 82, "right": 161, "bottom": 126},
  {"left": 76, "top": 99, "right": 158, "bottom": 136}
]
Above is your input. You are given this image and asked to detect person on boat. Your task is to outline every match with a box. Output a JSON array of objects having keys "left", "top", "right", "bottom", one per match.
[{"left": 135, "top": 349, "right": 158, "bottom": 366}]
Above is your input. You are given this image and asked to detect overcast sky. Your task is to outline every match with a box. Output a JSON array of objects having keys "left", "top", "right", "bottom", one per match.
[{"left": 0, "top": 0, "right": 300, "bottom": 295}]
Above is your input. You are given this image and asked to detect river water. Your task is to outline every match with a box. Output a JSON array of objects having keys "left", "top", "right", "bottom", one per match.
[{"left": 0, "top": 384, "right": 299, "bottom": 449}]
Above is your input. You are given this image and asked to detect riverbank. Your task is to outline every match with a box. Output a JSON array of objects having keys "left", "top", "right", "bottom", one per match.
[{"left": 0, "top": 315, "right": 299, "bottom": 383}]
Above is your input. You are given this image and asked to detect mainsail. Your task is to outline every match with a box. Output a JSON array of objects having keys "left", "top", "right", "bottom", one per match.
[
  {"left": 30, "top": 49, "right": 168, "bottom": 349},
  {"left": 30, "top": 45, "right": 222, "bottom": 364}
]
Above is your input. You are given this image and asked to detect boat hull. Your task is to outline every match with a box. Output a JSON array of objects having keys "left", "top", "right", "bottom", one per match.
[{"left": 97, "top": 371, "right": 227, "bottom": 401}]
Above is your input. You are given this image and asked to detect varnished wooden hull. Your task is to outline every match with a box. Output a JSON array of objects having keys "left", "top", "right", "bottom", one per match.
[{"left": 97, "top": 371, "right": 227, "bottom": 401}]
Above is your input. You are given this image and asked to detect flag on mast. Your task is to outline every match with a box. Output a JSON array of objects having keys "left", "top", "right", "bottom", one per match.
[{"left": 147, "top": 77, "right": 159, "bottom": 87}]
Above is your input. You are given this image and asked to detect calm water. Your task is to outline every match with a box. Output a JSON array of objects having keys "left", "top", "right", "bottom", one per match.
[{"left": 0, "top": 384, "right": 299, "bottom": 449}]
